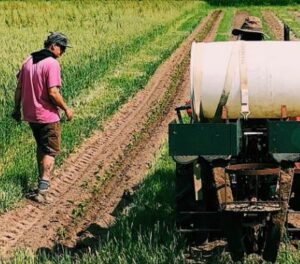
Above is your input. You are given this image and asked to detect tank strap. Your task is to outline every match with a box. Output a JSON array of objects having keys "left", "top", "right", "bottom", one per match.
[
  {"left": 191, "top": 42, "right": 205, "bottom": 122},
  {"left": 213, "top": 42, "right": 240, "bottom": 120},
  {"left": 239, "top": 42, "right": 251, "bottom": 119}
]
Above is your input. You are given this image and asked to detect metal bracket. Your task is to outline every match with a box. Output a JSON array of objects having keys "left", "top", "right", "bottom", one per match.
[
  {"left": 175, "top": 104, "right": 191, "bottom": 124},
  {"left": 284, "top": 24, "right": 290, "bottom": 41}
]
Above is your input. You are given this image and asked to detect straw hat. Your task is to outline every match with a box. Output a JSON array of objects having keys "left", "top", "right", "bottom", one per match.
[{"left": 232, "top": 16, "right": 264, "bottom": 36}]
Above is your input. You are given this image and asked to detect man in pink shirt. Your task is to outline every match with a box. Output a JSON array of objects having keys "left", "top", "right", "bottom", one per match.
[{"left": 12, "top": 32, "right": 74, "bottom": 202}]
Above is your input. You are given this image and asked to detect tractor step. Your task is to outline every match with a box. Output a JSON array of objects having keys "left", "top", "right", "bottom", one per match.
[
  {"left": 288, "top": 210, "right": 300, "bottom": 214},
  {"left": 287, "top": 228, "right": 300, "bottom": 232},
  {"left": 179, "top": 228, "right": 221, "bottom": 233}
]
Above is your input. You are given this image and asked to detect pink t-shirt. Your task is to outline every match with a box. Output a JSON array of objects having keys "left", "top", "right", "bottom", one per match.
[{"left": 17, "top": 56, "right": 62, "bottom": 123}]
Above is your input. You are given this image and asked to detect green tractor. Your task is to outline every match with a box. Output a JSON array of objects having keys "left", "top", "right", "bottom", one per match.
[{"left": 169, "top": 40, "right": 300, "bottom": 262}]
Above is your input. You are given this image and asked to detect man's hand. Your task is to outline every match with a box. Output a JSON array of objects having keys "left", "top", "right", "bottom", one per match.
[
  {"left": 11, "top": 108, "right": 21, "bottom": 122},
  {"left": 48, "top": 87, "right": 73, "bottom": 121},
  {"left": 65, "top": 108, "right": 74, "bottom": 121}
]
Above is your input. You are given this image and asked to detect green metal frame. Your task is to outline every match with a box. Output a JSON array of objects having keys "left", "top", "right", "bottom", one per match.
[
  {"left": 268, "top": 121, "right": 300, "bottom": 153},
  {"left": 169, "top": 121, "right": 241, "bottom": 156}
]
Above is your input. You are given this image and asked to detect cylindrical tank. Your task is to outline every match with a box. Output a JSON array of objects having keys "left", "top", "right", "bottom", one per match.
[{"left": 190, "top": 41, "right": 300, "bottom": 121}]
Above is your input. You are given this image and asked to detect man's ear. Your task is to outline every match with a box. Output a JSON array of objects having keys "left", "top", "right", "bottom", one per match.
[{"left": 49, "top": 44, "right": 55, "bottom": 51}]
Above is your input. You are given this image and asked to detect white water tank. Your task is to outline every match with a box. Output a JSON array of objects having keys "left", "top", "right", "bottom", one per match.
[{"left": 191, "top": 41, "right": 300, "bottom": 121}]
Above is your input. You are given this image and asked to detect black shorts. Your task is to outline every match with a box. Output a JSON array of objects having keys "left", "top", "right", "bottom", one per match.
[{"left": 29, "top": 122, "right": 61, "bottom": 157}]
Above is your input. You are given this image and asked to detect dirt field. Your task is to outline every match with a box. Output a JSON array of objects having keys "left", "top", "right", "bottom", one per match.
[{"left": 1, "top": 7, "right": 300, "bottom": 262}]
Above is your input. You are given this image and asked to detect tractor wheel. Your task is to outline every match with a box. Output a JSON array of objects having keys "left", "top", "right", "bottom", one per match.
[
  {"left": 290, "top": 171, "right": 300, "bottom": 210},
  {"left": 262, "top": 217, "right": 282, "bottom": 263},
  {"left": 175, "top": 162, "right": 208, "bottom": 244},
  {"left": 263, "top": 212, "right": 285, "bottom": 263},
  {"left": 222, "top": 213, "right": 245, "bottom": 262}
]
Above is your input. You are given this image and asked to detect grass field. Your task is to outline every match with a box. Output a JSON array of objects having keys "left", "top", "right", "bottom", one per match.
[{"left": 0, "top": 0, "right": 208, "bottom": 212}]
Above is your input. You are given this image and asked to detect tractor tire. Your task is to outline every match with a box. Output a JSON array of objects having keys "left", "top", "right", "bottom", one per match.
[
  {"left": 222, "top": 213, "right": 245, "bottom": 262},
  {"left": 290, "top": 171, "right": 300, "bottom": 210},
  {"left": 175, "top": 162, "right": 208, "bottom": 244}
]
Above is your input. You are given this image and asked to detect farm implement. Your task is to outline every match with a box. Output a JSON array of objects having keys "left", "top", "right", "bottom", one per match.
[{"left": 169, "top": 39, "right": 300, "bottom": 262}]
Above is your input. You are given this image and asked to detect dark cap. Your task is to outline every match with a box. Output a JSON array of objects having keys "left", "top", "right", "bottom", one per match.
[
  {"left": 232, "top": 16, "right": 264, "bottom": 36},
  {"left": 44, "top": 32, "right": 71, "bottom": 48}
]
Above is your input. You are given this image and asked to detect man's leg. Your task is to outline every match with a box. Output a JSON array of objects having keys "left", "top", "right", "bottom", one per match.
[
  {"left": 33, "top": 151, "right": 54, "bottom": 202},
  {"left": 37, "top": 149, "right": 55, "bottom": 183},
  {"left": 37, "top": 149, "right": 54, "bottom": 194},
  {"left": 29, "top": 122, "right": 60, "bottom": 202},
  {"left": 36, "top": 122, "right": 60, "bottom": 192},
  {"left": 36, "top": 148, "right": 42, "bottom": 178}
]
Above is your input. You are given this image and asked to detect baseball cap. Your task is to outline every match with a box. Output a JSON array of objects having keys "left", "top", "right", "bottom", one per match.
[{"left": 44, "top": 32, "right": 71, "bottom": 48}]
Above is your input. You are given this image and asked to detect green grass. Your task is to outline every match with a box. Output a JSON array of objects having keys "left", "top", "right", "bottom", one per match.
[
  {"left": 215, "top": 8, "right": 235, "bottom": 41},
  {"left": 205, "top": 0, "right": 300, "bottom": 6},
  {"left": 0, "top": 1, "right": 210, "bottom": 212}
]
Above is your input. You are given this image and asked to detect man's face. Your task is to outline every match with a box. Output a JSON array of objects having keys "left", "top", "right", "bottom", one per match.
[{"left": 50, "top": 43, "right": 66, "bottom": 58}]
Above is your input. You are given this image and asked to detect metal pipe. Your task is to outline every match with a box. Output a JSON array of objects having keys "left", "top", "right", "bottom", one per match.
[{"left": 284, "top": 24, "right": 290, "bottom": 41}]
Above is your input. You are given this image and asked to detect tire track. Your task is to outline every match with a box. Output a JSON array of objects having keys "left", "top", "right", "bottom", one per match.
[{"left": 0, "top": 11, "right": 223, "bottom": 258}]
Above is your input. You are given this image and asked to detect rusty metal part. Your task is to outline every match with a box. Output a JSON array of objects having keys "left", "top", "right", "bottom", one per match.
[
  {"left": 226, "top": 163, "right": 280, "bottom": 176},
  {"left": 213, "top": 167, "right": 233, "bottom": 207},
  {"left": 281, "top": 105, "right": 288, "bottom": 119},
  {"left": 221, "top": 106, "right": 228, "bottom": 120},
  {"left": 224, "top": 201, "right": 281, "bottom": 213},
  {"left": 271, "top": 169, "right": 294, "bottom": 238},
  {"left": 279, "top": 169, "right": 294, "bottom": 201}
]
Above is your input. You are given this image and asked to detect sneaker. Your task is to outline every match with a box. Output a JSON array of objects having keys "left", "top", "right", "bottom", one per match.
[
  {"left": 26, "top": 180, "right": 51, "bottom": 204},
  {"left": 31, "top": 191, "right": 52, "bottom": 204}
]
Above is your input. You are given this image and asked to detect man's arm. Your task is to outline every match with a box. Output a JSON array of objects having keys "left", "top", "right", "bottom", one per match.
[
  {"left": 12, "top": 81, "right": 22, "bottom": 122},
  {"left": 48, "top": 87, "right": 73, "bottom": 121}
]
